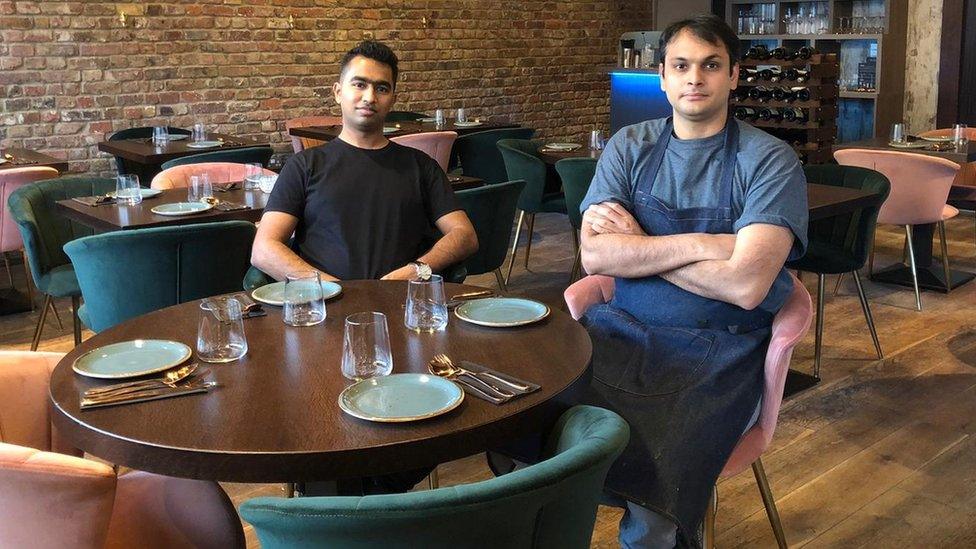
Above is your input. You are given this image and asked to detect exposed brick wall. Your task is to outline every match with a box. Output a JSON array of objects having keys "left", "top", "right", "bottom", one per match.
[{"left": 0, "top": 1, "right": 653, "bottom": 176}]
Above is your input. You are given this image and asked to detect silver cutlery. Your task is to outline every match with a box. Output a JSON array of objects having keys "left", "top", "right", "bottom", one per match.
[
  {"left": 452, "top": 376, "right": 506, "bottom": 404},
  {"left": 81, "top": 381, "right": 217, "bottom": 409},
  {"left": 460, "top": 359, "right": 532, "bottom": 393}
]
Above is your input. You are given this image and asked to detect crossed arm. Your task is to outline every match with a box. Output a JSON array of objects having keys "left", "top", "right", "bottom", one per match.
[
  {"left": 580, "top": 201, "right": 794, "bottom": 310},
  {"left": 250, "top": 210, "right": 478, "bottom": 281}
]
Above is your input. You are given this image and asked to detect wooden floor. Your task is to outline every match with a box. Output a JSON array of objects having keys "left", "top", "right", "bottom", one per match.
[{"left": 3, "top": 211, "right": 975, "bottom": 548}]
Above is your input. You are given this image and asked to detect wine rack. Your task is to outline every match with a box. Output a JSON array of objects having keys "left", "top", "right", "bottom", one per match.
[{"left": 731, "top": 49, "right": 839, "bottom": 164}]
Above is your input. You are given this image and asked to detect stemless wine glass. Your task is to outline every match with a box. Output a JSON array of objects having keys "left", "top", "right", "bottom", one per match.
[
  {"left": 115, "top": 174, "right": 142, "bottom": 206},
  {"left": 152, "top": 126, "right": 170, "bottom": 146},
  {"left": 341, "top": 312, "right": 393, "bottom": 381},
  {"left": 188, "top": 173, "right": 214, "bottom": 202},
  {"left": 953, "top": 124, "right": 969, "bottom": 149},
  {"left": 283, "top": 271, "right": 326, "bottom": 326},
  {"left": 456, "top": 108, "right": 466, "bottom": 123},
  {"left": 192, "top": 122, "right": 206, "bottom": 142},
  {"left": 197, "top": 297, "right": 248, "bottom": 363},
  {"left": 404, "top": 274, "right": 448, "bottom": 333},
  {"left": 243, "top": 163, "right": 263, "bottom": 191},
  {"left": 434, "top": 109, "right": 445, "bottom": 128}
]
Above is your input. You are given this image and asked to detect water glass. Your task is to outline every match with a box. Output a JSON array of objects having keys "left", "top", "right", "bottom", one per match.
[
  {"left": 342, "top": 312, "right": 393, "bottom": 381},
  {"left": 188, "top": 173, "right": 214, "bottom": 202},
  {"left": 404, "top": 274, "right": 448, "bottom": 333},
  {"left": 283, "top": 271, "right": 326, "bottom": 326},
  {"left": 954, "top": 124, "right": 969, "bottom": 149},
  {"left": 258, "top": 173, "right": 278, "bottom": 194},
  {"left": 115, "top": 174, "right": 142, "bottom": 206},
  {"left": 192, "top": 122, "right": 206, "bottom": 142},
  {"left": 243, "top": 163, "right": 263, "bottom": 191},
  {"left": 152, "top": 126, "right": 169, "bottom": 146},
  {"left": 434, "top": 109, "right": 445, "bottom": 127},
  {"left": 197, "top": 297, "right": 248, "bottom": 363},
  {"left": 890, "top": 123, "right": 906, "bottom": 144},
  {"left": 589, "top": 129, "right": 605, "bottom": 151},
  {"left": 456, "top": 108, "right": 466, "bottom": 123}
]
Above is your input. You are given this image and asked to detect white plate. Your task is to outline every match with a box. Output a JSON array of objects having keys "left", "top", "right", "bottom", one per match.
[
  {"left": 166, "top": 134, "right": 188, "bottom": 141},
  {"left": 919, "top": 135, "right": 954, "bottom": 143},
  {"left": 453, "top": 121, "right": 483, "bottom": 128},
  {"left": 455, "top": 297, "right": 551, "bottom": 327},
  {"left": 887, "top": 141, "right": 929, "bottom": 149},
  {"left": 417, "top": 117, "right": 438, "bottom": 123},
  {"left": 107, "top": 188, "right": 163, "bottom": 199},
  {"left": 186, "top": 140, "right": 223, "bottom": 149},
  {"left": 544, "top": 142, "right": 581, "bottom": 151},
  {"left": 151, "top": 202, "right": 214, "bottom": 216},
  {"left": 251, "top": 280, "right": 342, "bottom": 307}
]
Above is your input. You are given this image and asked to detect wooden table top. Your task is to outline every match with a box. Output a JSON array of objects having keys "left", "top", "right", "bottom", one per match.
[
  {"left": 833, "top": 137, "right": 976, "bottom": 163},
  {"left": 806, "top": 183, "right": 879, "bottom": 220},
  {"left": 49, "top": 280, "right": 592, "bottom": 483},
  {"left": 537, "top": 145, "right": 602, "bottom": 166},
  {"left": 289, "top": 120, "right": 521, "bottom": 141},
  {"left": 0, "top": 147, "right": 69, "bottom": 173},
  {"left": 56, "top": 187, "right": 269, "bottom": 231},
  {"left": 96, "top": 133, "right": 269, "bottom": 164}
]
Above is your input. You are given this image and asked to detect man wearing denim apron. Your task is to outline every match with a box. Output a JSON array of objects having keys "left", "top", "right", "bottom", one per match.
[{"left": 579, "top": 16, "right": 808, "bottom": 548}]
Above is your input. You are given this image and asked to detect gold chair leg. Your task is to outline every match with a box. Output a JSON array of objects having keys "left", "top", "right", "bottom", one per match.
[
  {"left": 493, "top": 267, "right": 508, "bottom": 293},
  {"left": 2, "top": 253, "right": 12, "bottom": 288},
  {"left": 48, "top": 299, "right": 63, "bottom": 330},
  {"left": 832, "top": 272, "right": 845, "bottom": 296},
  {"left": 868, "top": 238, "right": 875, "bottom": 276},
  {"left": 71, "top": 295, "right": 82, "bottom": 346},
  {"left": 702, "top": 486, "right": 717, "bottom": 549},
  {"left": 851, "top": 270, "right": 883, "bottom": 360},
  {"left": 427, "top": 466, "right": 440, "bottom": 490},
  {"left": 22, "top": 249, "right": 34, "bottom": 310},
  {"left": 753, "top": 458, "right": 788, "bottom": 549},
  {"left": 813, "top": 273, "right": 825, "bottom": 379},
  {"left": 505, "top": 210, "right": 525, "bottom": 285},
  {"left": 569, "top": 248, "right": 582, "bottom": 284},
  {"left": 523, "top": 213, "right": 536, "bottom": 271},
  {"left": 904, "top": 225, "right": 922, "bottom": 311},
  {"left": 938, "top": 221, "right": 952, "bottom": 292},
  {"left": 30, "top": 295, "right": 52, "bottom": 351}
]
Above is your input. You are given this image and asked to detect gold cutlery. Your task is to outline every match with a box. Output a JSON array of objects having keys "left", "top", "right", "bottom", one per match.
[
  {"left": 84, "top": 363, "right": 199, "bottom": 397},
  {"left": 428, "top": 354, "right": 514, "bottom": 398},
  {"left": 81, "top": 381, "right": 216, "bottom": 409}
]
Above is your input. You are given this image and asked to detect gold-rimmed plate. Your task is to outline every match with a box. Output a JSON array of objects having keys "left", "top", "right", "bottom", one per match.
[
  {"left": 455, "top": 297, "right": 550, "bottom": 327},
  {"left": 338, "top": 374, "right": 464, "bottom": 422},
  {"left": 72, "top": 339, "right": 192, "bottom": 379}
]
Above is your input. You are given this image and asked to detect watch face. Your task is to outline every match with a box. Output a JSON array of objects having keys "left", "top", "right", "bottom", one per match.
[{"left": 414, "top": 262, "right": 432, "bottom": 281}]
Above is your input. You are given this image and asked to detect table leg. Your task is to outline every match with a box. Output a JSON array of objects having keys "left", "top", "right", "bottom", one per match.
[{"left": 871, "top": 223, "right": 974, "bottom": 292}]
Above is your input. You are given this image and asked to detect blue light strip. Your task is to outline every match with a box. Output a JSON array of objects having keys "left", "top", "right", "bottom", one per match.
[{"left": 609, "top": 72, "right": 661, "bottom": 79}]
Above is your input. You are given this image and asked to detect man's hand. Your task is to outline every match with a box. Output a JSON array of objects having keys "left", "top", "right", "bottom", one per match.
[
  {"left": 583, "top": 202, "right": 646, "bottom": 236},
  {"left": 380, "top": 265, "right": 418, "bottom": 281}
]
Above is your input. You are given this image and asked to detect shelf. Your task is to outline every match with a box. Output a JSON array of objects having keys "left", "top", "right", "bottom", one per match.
[
  {"left": 839, "top": 90, "right": 879, "bottom": 99},
  {"left": 733, "top": 99, "right": 831, "bottom": 108},
  {"left": 738, "top": 33, "right": 882, "bottom": 40}
]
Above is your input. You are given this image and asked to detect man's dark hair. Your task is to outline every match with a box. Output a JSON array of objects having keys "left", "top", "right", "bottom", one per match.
[
  {"left": 339, "top": 40, "right": 399, "bottom": 86},
  {"left": 658, "top": 15, "right": 740, "bottom": 73}
]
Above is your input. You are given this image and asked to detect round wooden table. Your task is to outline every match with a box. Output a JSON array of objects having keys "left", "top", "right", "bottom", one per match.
[
  {"left": 49, "top": 281, "right": 591, "bottom": 483},
  {"left": 537, "top": 146, "right": 602, "bottom": 166}
]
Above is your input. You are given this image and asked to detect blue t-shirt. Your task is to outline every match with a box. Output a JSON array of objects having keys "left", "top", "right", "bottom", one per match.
[{"left": 582, "top": 118, "right": 808, "bottom": 260}]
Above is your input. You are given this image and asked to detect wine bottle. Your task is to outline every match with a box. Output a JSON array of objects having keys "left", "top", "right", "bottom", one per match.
[
  {"left": 748, "top": 86, "right": 772, "bottom": 102},
  {"left": 734, "top": 107, "right": 759, "bottom": 120},
  {"left": 790, "top": 87, "right": 811, "bottom": 101},
  {"left": 758, "top": 68, "right": 774, "bottom": 81},
  {"left": 782, "top": 108, "right": 798, "bottom": 121},
  {"left": 770, "top": 47, "right": 792, "bottom": 60},
  {"left": 746, "top": 45, "right": 771, "bottom": 60},
  {"left": 743, "top": 68, "right": 760, "bottom": 83},
  {"left": 768, "top": 68, "right": 784, "bottom": 82},
  {"left": 787, "top": 107, "right": 809, "bottom": 123},
  {"left": 794, "top": 46, "right": 818, "bottom": 60},
  {"left": 798, "top": 152, "right": 809, "bottom": 164},
  {"left": 770, "top": 86, "right": 790, "bottom": 101},
  {"left": 758, "top": 108, "right": 783, "bottom": 122},
  {"left": 793, "top": 69, "right": 810, "bottom": 83}
]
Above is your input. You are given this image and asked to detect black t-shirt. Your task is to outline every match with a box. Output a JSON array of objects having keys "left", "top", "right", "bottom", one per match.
[{"left": 265, "top": 138, "right": 460, "bottom": 279}]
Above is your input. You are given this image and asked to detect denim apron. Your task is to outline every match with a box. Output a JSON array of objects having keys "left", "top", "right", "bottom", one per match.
[{"left": 581, "top": 118, "right": 793, "bottom": 548}]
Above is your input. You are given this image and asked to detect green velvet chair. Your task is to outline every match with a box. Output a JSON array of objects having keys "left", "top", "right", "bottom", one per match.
[
  {"left": 239, "top": 405, "right": 629, "bottom": 549},
  {"left": 160, "top": 146, "right": 274, "bottom": 170},
  {"left": 386, "top": 111, "right": 427, "bottom": 122},
  {"left": 452, "top": 127, "right": 536, "bottom": 185},
  {"left": 109, "top": 126, "right": 190, "bottom": 178},
  {"left": 8, "top": 176, "right": 116, "bottom": 350},
  {"left": 555, "top": 157, "right": 597, "bottom": 282},
  {"left": 456, "top": 180, "right": 526, "bottom": 291},
  {"left": 63, "top": 221, "right": 256, "bottom": 333},
  {"left": 786, "top": 164, "right": 891, "bottom": 378},
  {"left": 497, "top": 138, "right": 569, "bottom": 284}
]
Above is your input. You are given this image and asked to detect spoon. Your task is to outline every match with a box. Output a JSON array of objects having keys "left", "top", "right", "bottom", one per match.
[
  {"left": 428, "top": 354, "right": 514, "bottom": 398},
  {"left": 84, "top": 363, "right": 199, "bottom": 397}
]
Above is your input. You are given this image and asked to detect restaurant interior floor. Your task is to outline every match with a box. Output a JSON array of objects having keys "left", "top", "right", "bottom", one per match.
[{"left": 2, "top": 211, "right": 975, "bottom": 548}]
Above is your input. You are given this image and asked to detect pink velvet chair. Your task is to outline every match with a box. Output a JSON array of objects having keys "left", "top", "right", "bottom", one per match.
[
  {"left": 1, "top": 167, "right": 59, "bottom": 307},
  {"left": 151, "top": 162, "right": 276, "bottom": 190},
  {"left": 564, "top": 273, "right": 813, "bottom": 549},
  {"left": 391, "top": 131, "right": 458, "bottom": 173},
  {"left": 0, "top": 351, "right": 245, "bottom": 548},
  {"left": 834, "top": 149, "right": 960, "bottom": 310},
  {"left": 285, "top": 115, "right": 342, "bottom": 153}
]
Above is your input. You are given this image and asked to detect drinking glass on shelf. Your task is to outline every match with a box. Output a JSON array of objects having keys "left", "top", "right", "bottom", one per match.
[
  {"left": 404, "top": 274, "right": 448, "bottom": 333},
  {"left": 115, "top": 174, "right": 142, "bottom": 206},
  {"left": 243, "top": 163, "right": 263, "bottom": 191},
  {"left": 283, "top": 271, "right": 326, "bottom": 327},
  {"left": 341, "top": 312, "right": 393, "bottom": 381},
  {"left": 152, "top": 126, "right": 169, "bottom": 146},
  {"left": 197, "top": 296, "right": 248, "bottom": 363},
  {"left": 890, "top": 123, "right": 906, "bottom": 144}
]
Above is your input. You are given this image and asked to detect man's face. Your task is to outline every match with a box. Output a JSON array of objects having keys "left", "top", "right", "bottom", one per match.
[
  {"left": 659, "top": 30, "right": 738, "bottom": 125},
  {"left": 333, "top": 55, "right": 395, "bottom": 133}
]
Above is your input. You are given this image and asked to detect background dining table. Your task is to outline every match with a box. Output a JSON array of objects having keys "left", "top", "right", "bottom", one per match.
[
  {"left": 0, "top": 147, "right": 69, "bottom": 173},
  {"left": 288, "top": 119, "right": 521, "bottom": 142},
  {"left": 49, "top": 280, "right": 592, "bottom": 483},
  {"left": 832, "top": 136, "right": 976, "bottom": 163}
]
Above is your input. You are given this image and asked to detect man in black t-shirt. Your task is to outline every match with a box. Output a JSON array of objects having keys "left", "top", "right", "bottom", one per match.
[{"left": 252, "top": 41, "right": 477, "bottom": 281}]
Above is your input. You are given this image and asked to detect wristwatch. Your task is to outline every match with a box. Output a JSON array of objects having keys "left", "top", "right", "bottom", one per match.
[{"left": 410, "top": 261, "right": 432, "bottom": 281}]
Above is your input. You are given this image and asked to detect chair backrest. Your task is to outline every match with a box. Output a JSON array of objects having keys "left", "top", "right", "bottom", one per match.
[
  {"left": 1, "top": 167, "right": 59, "bottom": 253},
  {"left": 555, "top": 158, "right": 597, "bottom": 231},
  {"left": 0, "top": 351, "right": 78, "bottom": 454},
  {"left": 151, "top": 162, "right": 276, "bottom": 190},
  {"left": 63, "top": 221, "right": 257, "bottom": 332},
  {"left": 456, "top": 180, "right": 526, "bottom": 276},
  {"left": 386, "top": 110, "right": 427, "bottom": 122},
  {"left": 240, "top": 405, "right": 629, "bottom": 549},
  {"left": 834, "top": 149, "right": 959, "bottom": 225},
  {"left": 159, "top": 146, "right": 274, "bottom": 171},
  {"left": 8, "top": 176, "right": 116, "bottom": 289},
  {"left": 800, "top": 164, "right": 891, "bottom": 267},
  {"left": 497, "top": 138, "right": 548, "bottom": 212},
  {"left": 285, "top": 116, "right": 341, "bottom": 153},
  {"left": 562, "top": 274, "right": 813, "bottom": 478},
  {"left": 391, "top": 131, "right": 458, "bottom": 173},
  {"left": 453, "top": 127, "right": 536, "bottom": 185},
  {"left": 918, "top": 129, "right": 976, "bottom": 189}
]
